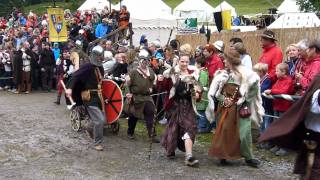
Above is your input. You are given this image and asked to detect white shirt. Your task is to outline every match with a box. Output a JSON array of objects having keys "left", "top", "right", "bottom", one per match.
[
  {"left": 304, "top": 89, "right": 320, "bottom": 132},
  {"left": 240, "top": 54, "right": 252, "bottom": 69}
]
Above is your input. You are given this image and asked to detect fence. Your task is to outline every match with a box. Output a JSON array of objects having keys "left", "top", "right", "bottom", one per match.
[{"left": 176, "top": 27, "right": 320, "bottom": 64}]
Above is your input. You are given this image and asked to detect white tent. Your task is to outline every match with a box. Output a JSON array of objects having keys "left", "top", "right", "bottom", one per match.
[
  {"left": 277, "top": 0, "right": 301, "bottom": 14},
  {"left": 268, "top": 13, "right": 320, "bottom": 29},
  {"left": 120, "top": 0, "right": 176, "bottom": 46},
  {"left": 213, "top": 1, "right": 237, "bottom": 17},
  {"left": 173, "top": 0, "right": 214, "bottom": 23},
  {"left": 78, "top": 0, "right": 118, "bottom": 12},
  {"left": 119, "top": 0, "right": 171, "bottom": 14}
]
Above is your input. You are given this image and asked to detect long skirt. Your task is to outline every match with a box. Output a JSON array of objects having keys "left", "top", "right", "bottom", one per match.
[
  {"left": 161, "top": 99, "right": 197, "bottom": 154},
  {"left": 208, "top": 104, "right": 241, "bottom": 159}
]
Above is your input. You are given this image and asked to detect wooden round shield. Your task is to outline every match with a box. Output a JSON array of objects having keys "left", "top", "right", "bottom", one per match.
[{"left": 101, "top": 79, "right": 124, "bottom": 124}]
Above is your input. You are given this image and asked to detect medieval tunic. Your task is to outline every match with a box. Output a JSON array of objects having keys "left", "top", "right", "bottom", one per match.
[
  {"left": 260, "top": 75, "right": 320, "bottom": 179},
  {"left": 207, "top": 67, "right": 264, "bottom": 160},
  {"left": 126, "top": 67, "right": 155, "bottom": 137},
  {"left": 159, "top": 67, "right": 199, "bottom": 154},
  {"left": 67, "top": 63, "right": 105, "bottom": 145},
  {"left": 127, "top": 67, "right": 155, "bottom": 120},
  {"left": 67, "top": 63, "right": 104, "bottom": 109}
]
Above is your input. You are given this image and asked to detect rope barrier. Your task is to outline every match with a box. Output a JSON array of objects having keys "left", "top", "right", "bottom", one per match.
[
  {"left": 104, "top": 75, "right": 125, "bottom": 82},
  {"left": 262, "top": 93, "right": 301, "bottom": 102},
  {"left": 0, "top": 77, "right": 13, "bottom": 80}
]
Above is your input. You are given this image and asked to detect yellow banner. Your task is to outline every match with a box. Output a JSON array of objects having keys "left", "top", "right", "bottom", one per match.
[
  {"left": 47, "top": 8, "right": 68, "bottom": 42},
  {"left": 222, "top": 10, "right": 232, "bottom": 31}
]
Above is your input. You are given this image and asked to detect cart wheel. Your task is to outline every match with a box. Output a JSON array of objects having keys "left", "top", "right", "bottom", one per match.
[
  {"left": 70, "top": 109, "right": 81, "bottom": 132},
  {"left": 111, "top": 122, "right": 120, "bottom": 134}
]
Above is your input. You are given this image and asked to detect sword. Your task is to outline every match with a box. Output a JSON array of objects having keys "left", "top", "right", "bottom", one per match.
[{"left": 60, "top": 80, "right": 76, "bottom": 110}]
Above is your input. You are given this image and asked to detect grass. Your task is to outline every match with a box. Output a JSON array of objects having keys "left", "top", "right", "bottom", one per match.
[
  {"left": 117, "top": 118, "right": 213, "bottom": 148},
  {"left": 24, "top": 0, "right": 283, "bottom": 15},
  {"left": 164, "top": 0, "right": 283, "bottom": 15}
]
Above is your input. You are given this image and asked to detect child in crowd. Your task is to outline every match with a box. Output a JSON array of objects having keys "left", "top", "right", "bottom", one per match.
[
  {"left": 285, "top": 44, "right": 299, "bottom": 77},
  {"left": 253, "top": 63, "right": 273, "bottom": 138},
  {"left": 264, "top": 63, "right": 294, "bottom": 156},
  {"left": 195, "top": 57, "right": 211, "bottom": 133}
]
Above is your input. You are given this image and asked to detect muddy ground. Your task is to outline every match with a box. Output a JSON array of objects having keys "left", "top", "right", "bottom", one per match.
[{"left": 0, "top": 92, "right": 299, "bottom": 180}]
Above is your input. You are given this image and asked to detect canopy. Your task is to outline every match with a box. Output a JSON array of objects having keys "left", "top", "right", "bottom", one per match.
[
  {"left": 277, "top": 0, "right": 301, "bottom": 14},
  {"left": 78, "top": 0, "right": 117, "bottom": 12},
  {"left": 120, "top": 0, "right": 176, "bottom": 28},
  {"left": 268, "top": 13, "right": 320, "bottom": 29},
  {"left": 120, "top": 0, "right": 176, "bottom": 47},
  {"left": 173, "top": 0, "right": 214, "bottom": 23},
  {"left": 213, "top": 1, "right": 237, "bottom": 17},
  {"left": 120, "top": 0, "right": 171, "bottom": 14}
]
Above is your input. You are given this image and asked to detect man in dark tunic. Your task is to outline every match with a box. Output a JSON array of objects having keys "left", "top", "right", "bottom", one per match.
[
  {"left": 66, "top": 45, "right": 105, "bottom": 151},
  {"left": 125, "top": 50, "right": 159, "bottom": 142}
]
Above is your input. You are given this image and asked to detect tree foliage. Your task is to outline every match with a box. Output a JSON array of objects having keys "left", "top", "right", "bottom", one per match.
[{"left": 297, "top": 0, "right": 320, "bottom": 13}]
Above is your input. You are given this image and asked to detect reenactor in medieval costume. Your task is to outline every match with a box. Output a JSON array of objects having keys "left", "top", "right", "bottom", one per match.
[
  {"left": 66, "top": 46, "right": 105, "bottom": 151},
  {"left": 260, "top": 75, "right": 320, "bottom": 179},
  {"left": 157, "top": 54, "right": 202, "bottom": 167},
  {"left": 124, "top": 49, "right": 159, "bottom": 142},
  {"left": 54, "top": 50, "right": 74, "bottom": 105},
  {"left": 70, "top": 40, "right": 90, "bottom": 71},
  {"left": 206, "top": 51, "right": 264, "bottom": 168}
]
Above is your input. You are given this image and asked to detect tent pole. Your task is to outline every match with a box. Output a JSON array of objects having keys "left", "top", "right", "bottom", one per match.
[{"left": 109, "top": 0, "right": 111, "bottom": 11}]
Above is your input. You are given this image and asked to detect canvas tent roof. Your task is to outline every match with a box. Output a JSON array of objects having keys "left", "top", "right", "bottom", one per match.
[
  {"left": 268, "top": 13, "right": 320, "bottom": 29},
  {"left": 277, "top": 0, "right": 301, "bottom": 14},
  {"left": 173, "top": 0, "right": 214, "bottom": 22},
  {"left": 118, "top": 0, "right": 171, "bottom": 14},
  {"left": 78, "top": 0, "right": 117, "bottom": 12},
  {"left": 213, "top": 1, "right": 237, "bottom": 17},
  {"left": 120, "top": 0, "right": 176, "bottom": 28}
]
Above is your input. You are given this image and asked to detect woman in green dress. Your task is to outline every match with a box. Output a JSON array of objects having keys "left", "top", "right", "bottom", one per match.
[{"left": 206, "top": 51, "right": 264, "bottom": 168}]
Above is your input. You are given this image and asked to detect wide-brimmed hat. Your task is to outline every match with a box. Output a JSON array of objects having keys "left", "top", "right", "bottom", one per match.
[{"left": 260, "top": 30, "right": 277, "bottom": 41}]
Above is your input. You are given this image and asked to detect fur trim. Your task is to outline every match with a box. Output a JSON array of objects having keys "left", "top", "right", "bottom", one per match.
[
  {"left": 163, "top": 66, "right": 202, "bottom": 117},
  {"left": 205, "top": 66, "right": 264, "bottom": 126},
  {"left": 163, "top": 66, "right": 199, "bottom": 99}
]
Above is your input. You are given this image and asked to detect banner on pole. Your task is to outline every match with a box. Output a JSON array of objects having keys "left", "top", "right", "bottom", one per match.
[{"left": 48, "top": 8, "right": 68, "bottom": 42}]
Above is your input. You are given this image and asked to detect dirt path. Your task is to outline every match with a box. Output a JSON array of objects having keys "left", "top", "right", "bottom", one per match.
[{"left": 0, "top": 92, "right": 298, "bottom": 180}]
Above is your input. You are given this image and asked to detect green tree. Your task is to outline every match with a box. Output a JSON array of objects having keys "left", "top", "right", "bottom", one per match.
[
  {"left": 0, "top": 0, "right": 25, "bottom": 16},
  {"left": 297, "top": 0, "right": 320, "bottom": 13}
]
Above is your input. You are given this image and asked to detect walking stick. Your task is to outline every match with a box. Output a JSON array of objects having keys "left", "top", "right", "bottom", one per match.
[
  {"left": 148, "top": 91, "right": 161, "bottom": 160},
  {"left": 60, "top": 80, "right": 76, "bottom": 110}
]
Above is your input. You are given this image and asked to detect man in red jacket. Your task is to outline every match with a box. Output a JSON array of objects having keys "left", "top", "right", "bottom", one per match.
[
  {"left": 259, "top": 30, "right": 283, "bottom": 83},
  {"left": 296, "top": 39, "right": 320, "bottom": 92},
  {"left": 203, "top": 44, "right": 224, "bottom": 83}
]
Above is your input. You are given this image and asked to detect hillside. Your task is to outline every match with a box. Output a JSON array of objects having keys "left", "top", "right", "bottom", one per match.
[{"left": 23, "top": 0, "right": 283, "bottom": 15}]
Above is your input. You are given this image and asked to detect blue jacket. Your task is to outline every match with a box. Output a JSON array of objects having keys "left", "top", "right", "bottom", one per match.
[
  {"left": 19, "top": 17, "right": 27, "bottom": 26},
  {"left": 261, "top": 74, "right": 273, "bottom": 113},
  {"left": 52, "top": 48, "right": 61, "bottom": 62},
  {"left": 95, "top": 23, "right": 111, "bottom": 39}
]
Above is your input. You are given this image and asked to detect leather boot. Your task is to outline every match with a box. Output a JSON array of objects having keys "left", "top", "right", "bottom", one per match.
[{"left": 54, "top": 94, "right": 61, "bottom": 105}]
